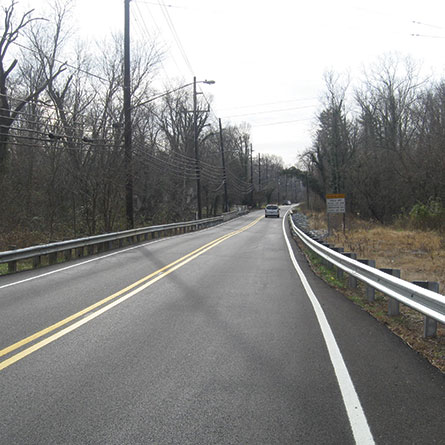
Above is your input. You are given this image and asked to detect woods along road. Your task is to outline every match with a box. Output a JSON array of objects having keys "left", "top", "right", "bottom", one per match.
[{"left": 0, "top": 208, "right": 443, "bottom": 444}]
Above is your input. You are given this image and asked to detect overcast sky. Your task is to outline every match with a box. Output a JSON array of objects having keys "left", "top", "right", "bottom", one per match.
[{"left": 46, "top": 0, "right": 445, "bottom": 165}]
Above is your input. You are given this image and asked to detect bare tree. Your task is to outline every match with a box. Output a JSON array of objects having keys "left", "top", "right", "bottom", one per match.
[{"left": 0, "top": 0, "right": 65, "bottom": 177}]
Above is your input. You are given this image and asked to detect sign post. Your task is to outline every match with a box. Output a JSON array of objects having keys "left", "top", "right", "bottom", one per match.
[{"left": 326, "top": 193, "right": 346, "bottom": 235}]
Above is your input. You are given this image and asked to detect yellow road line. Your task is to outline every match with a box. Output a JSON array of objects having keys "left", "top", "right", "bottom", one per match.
[{"left": 0, "top": 216, "right": 262, "bottom": 371}]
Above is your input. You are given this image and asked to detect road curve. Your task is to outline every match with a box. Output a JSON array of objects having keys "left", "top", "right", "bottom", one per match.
[{"left": 0, "top": 209, "right": 443, "bottom": 444}]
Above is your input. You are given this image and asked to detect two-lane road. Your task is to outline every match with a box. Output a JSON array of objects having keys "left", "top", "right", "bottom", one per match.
[{"left": 0, "top": 209, "right": 443, "bottom": 444}]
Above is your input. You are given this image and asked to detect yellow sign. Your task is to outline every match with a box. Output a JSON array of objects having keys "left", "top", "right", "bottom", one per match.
[
  {"left": 326, "top": 194, "right": 345, "bottom": 199},
  {"left": 326, "top": 194, "right": 346, "bottom": 213}
]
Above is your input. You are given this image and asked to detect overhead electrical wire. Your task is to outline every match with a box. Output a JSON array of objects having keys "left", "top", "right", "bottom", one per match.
[
  {"left": 217, "top": 97, "right": 319, "bottom": 112},
  {"left": 136, "top": 1, "right": 187, "bottom": 9},
  {"left": 6, "top": 119, "right": 248, "bottom": 192},
  {"left": 0, "top": 92, "right": 119, "bottom": 137},
  {"left": 220, "top": 104, "right": 317, "bottom": 119},
  {"left": 133, "top": 0, "right": 189, "bottom": 98},
  {"left": 7, "top": 123, "right": 254, "bottom": 195},
  {"left": 9, "top": 39, "right": 108, "bottom": 83},
  {"left": 412, "top": 20, "right": 445, "bottom": 30},
  {"left": 132, "top": 0, "right": 225, "bottom": 142},
  {"left": 252, "top": 117, "right": 313, "bottom": 127},
  {"left": 1, "top": 13, "right": 257, "bottom": 197},
  {"left": 157, "top": 0, "right": 195, "bottom": 77}
]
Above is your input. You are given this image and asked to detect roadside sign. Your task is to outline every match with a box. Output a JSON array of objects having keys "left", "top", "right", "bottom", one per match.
[{"left": 326, "top": 194, "right": 345, "bottom": 214}]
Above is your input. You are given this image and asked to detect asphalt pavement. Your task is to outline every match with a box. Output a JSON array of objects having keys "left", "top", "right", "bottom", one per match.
[{"left": 0, "top": 209, "right": 443, "bottom": 444}]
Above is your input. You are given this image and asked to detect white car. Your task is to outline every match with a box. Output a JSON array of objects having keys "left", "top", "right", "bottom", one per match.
[{"left": 265, "top": 204, "right": 280, "bottom": 218}]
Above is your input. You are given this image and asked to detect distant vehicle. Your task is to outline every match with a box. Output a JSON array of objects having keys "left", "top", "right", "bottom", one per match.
[
  {"left": 282, "top": 200, "right": 291, "bottom": 205},
  {"left": 265, "top": 204, "right": 280, "bottom": 218}
]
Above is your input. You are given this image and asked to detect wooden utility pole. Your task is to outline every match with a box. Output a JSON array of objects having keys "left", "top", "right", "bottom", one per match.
[
  {"left": 258, "top": 153, "right": 261, "bottom": 190},
  {"left": 218, "top": 118, "right": 229, "bottom": 212},
  {"left": 250, "top": 144, "right": 254, "bottom": 206},
  {"left": 124, "top": 0, "right": 134, "bottom": 229}
]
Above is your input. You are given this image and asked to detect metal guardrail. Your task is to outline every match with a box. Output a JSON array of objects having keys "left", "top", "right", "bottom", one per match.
[
  {"left": 1, "top": 208, "right": 248, "bottom": 273},
  {"left": 289, "top": 214, "right": 445, "bottom": 337}
]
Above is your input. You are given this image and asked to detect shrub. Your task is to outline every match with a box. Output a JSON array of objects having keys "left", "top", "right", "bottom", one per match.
[{"left": 409, "top": 198, "right": 445, "bottom": 231}]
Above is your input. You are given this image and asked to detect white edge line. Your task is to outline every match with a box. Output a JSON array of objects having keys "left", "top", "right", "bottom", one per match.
[
  {"left": 282, "top": 210, "right": 375, "bottom": 445},
  {"left": 0, "top": 218, "right": 238, "bottom": 290}
]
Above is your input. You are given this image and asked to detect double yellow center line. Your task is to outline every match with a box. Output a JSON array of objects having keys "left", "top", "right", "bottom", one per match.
[{"left": 0, "top": 216, "right": 262, "bottom": 371}]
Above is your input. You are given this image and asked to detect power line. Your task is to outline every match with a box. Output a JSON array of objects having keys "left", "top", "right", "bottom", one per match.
[
  {"left": 412, "top": 20, "right": 445, "bottom": 30},
  {"left": 157, "top": 0, "right": 195, "bottom": 77},
  {"left": 251, "top": 117, "right": 313, "bottom": 127},
  {"left": 221, "top": 104, "right": 317, "bottom": 119},
  {"left": 10, "top": 39, "right": 108, "bottom": 83},
  {"left": 411, "top": 33, "right": 445, "bottom": 39},
  {"left": 136, "top": 1, "right": 188, "bottom": 9},
  {"left": 217, "top": 97, "right": 319, "bottom": 112}
]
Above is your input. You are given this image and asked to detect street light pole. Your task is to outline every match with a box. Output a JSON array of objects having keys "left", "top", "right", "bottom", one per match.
[
  {"left": 192, "top": 77, "right": 215, "bottom": 220},
  {"left": 193, "top": 76, "right": 202, "bottom": 219}
]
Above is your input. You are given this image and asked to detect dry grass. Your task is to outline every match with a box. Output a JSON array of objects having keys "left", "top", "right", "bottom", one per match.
[
  {"left": 299, "top": 209, "right": 445, "bottom": 373},
  {"left": 329, "top": 224, "right": 445, "bottom": 293},
  {"left": 303, "top": 210, "right": 445, "bottom": 291}
]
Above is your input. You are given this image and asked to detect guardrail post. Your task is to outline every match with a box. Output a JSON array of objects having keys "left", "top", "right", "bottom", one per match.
[
  {"left": 7, "top": 245, "right": 17, "bottom": 273},
  {"left": 332, "top": 247, "right": 344, "bottom": 278},
  {"left": 358, "top": 259, "right": 376, "bottom": 301},
  {"left": 87, "top": 245, "right": 94, "bottom": 256},
  {"left": 412, "top": 281, "right": 440, "bottom": 338},
  {"left": 64, "top": 249, "right": 72, "bottom": 261},
  {"left": 48, "top": 251, "right": 58, "bottom": 266},
  {"left": 33, "top": 255, "right": 41, "bottom": 269},
  {"left": 380, "top": 268, "right": 401, "bottom": 315},
  {"left": 342, "top": 252, "right": 357, "bottom": 287},
  {"left": 318, "top": 243, "right": 330, "bottom": 266}
]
